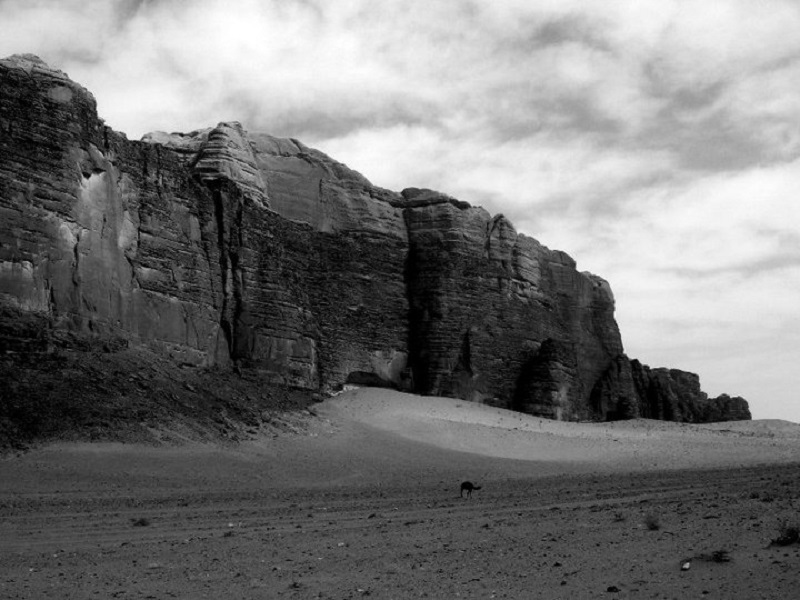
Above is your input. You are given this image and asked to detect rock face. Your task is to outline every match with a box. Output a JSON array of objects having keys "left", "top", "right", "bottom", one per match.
[
  {"left": 0, "top": 55, "right": 750, "bottom": 423},
  {"left": 629, "top": 361, "right": 752, "bottom": 422},
  {"left": 401, "top": 188, "right": 625, "bottom": 420}
]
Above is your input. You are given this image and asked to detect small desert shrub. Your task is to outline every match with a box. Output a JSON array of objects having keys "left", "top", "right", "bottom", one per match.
[
  {"left": 131, "top": 517, "right": 151, "bottom": 527},
  {"left": 694, "top": 549, "right": 732, "bottom": 563},
  {"left": 771, "top": 522, "right": 800, "bottom": 546},
  {"left": 644, "top": 513, "right": 661, "bottom": 531},
  {"left": 710, "top": 549, "right": 731, "bottom": 563}
]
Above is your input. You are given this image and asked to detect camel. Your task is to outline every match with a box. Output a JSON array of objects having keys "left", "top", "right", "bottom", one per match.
[{"left": 460, "top": 481, "right": 481, "bottom": 498}]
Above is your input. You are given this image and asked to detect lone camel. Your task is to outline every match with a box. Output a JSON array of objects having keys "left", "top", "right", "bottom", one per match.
[{"left": 460, "top": 481, "right": 481, "bottom": 498}]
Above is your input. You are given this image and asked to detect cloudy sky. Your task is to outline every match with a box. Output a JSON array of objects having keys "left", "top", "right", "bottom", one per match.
[{"left": 2, "top": 0, "right": 799, "bottom": 422}]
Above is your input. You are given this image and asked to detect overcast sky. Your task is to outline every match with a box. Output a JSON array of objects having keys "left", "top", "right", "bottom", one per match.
[{"left": 2, "top": 0, "right": 799, "bottom": 422}]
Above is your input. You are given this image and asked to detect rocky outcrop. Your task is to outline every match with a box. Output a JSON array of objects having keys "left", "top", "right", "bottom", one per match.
[
  {"left": 629, "top": 361, "right": 752, "bottom": 422},
  {"left": 0, "top": 55, "right": 750, "bottom": 423},
  {"left": 583, "top": 353, "right": 752, "bottom": 423}
]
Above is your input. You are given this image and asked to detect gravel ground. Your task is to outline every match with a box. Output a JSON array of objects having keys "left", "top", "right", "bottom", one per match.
[{"left": 1, "top": 389, "right": 798, "bottom": 599}]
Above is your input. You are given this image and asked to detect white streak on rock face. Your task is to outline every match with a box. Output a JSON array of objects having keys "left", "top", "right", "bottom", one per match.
[
  {"left": 369, "top": 350, "right": 408, "bottom": 386},
  {"left": 58, "top": 221, "right": 80, "bottom": 248},
  {"left": 0, "top": 260, "right": 33, "bottom": 280},
  {"left": 116, "top": 172, "right": 140, "bottom": 255},
  {"left": 0, "top": 260, "right": 48, "bottom": 312},
  {"left": 119, "top": 210, "right": 138, "bottom": 251},
  {"left": 134, "top": 266, "right": 165, "bottom": 283},
  {"left": 69, "top": 161, "right": 136, "bottom": 329}
]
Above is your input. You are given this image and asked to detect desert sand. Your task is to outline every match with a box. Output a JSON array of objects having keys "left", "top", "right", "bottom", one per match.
[{"left": 1, "top": 388, "right": 799, "bottom": 599}]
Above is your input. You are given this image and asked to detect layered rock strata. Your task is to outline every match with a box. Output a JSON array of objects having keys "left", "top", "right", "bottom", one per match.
[{"left": 0, "top": 55, "right": 750, "bottom": 422}]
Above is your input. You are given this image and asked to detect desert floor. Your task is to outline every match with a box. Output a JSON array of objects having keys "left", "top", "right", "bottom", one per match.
[{"left": 1, "top": 388, "right": 799, "bottom": 599}]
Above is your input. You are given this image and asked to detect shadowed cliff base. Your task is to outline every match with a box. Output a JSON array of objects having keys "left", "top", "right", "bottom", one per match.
[{"left": 0, "top": 311, "right": 316, "bottom": 453}]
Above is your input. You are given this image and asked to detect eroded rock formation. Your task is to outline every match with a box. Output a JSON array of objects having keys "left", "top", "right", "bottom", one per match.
[{"left": 0, "top": 54, "right": 750, "bottom": 423}]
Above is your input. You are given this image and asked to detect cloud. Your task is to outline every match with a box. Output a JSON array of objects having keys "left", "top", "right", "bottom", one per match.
[
  {"left": 575, "top": 158, "right": 800, "bottom": 417},
  {"left": 0, "top": 0, "right": 117, "bottom": 62}
]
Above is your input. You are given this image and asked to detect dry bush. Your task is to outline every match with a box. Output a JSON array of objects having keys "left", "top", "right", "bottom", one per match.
[
  {"left": 709, "top": 549, "right": 731, "bottom": 563},
  {"left": 771, "top": 522, "right": 800, "bottom": 546},
  {"left": 644, "top": 513, "right": 661, "bottom": 531}
]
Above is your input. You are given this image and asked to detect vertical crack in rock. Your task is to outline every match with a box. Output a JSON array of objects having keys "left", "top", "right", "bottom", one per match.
[
  {"left": 71, "top": 229, "right": 82, "bottom": 287},
  {"left": 188, "top": 121, "right": 271, "bottom": 364},
  {"left": 456, "top": 329, "right": 473, "bottom": 376},
  {"left": 402, "top": 207, "right": 430, "bottom": 394},
  {"left": 210, "top": 181, "right": 234, "bottom": 357},
  {"left": 48, "top": 283, "right": 57, "bottom": 317},
  {"left": 229, "top": 192, "right": 248, "bottom": 360}
]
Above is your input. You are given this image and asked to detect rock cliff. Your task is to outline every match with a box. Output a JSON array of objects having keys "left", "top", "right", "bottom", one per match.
[{"left": 0, "top": 54, "right": 749, "bottom": 430}]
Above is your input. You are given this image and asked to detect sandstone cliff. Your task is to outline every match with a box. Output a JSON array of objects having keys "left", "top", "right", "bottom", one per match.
[{"left": 0, "top": 54, "right": 750, "bottom": 433}]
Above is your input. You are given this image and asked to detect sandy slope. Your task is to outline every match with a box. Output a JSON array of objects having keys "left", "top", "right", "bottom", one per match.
[
  {"left": 318, "top": 388, "right": 800, "bottom": 472},
  {"left": 1, "top": 388, "right": 799, "bottom": 599}
]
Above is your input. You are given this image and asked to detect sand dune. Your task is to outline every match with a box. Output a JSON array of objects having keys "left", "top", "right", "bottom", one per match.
[{"left": 317, "top": 387, "right": 800, "bottom": 472}]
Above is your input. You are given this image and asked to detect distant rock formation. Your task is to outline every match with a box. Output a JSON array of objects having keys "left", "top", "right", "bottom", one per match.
[
  {"left": 0, "top": 54, "right": 750, "bottom": 423},
  {"left": 629, "top": 361, "right": 752, "bottom": 422}
]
